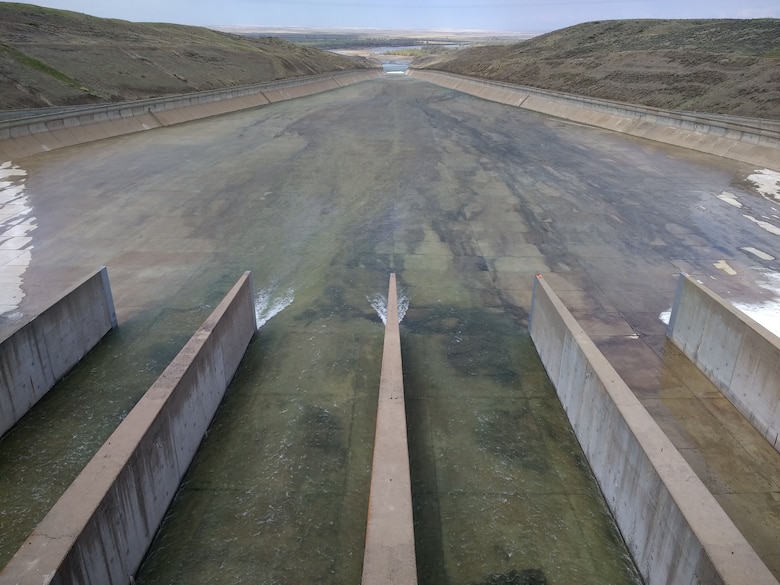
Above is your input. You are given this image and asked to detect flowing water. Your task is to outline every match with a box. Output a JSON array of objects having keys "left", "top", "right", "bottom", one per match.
[
  {"left": 133, "top": 284, "right": 640, "bottom": 585},
  {"left": 0, "top": 78, "right": 670, "bottom": 584}
]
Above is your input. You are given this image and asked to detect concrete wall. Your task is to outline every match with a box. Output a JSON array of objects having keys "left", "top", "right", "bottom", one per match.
[
  {"left": 667, "top": 273, "right": 780, "bottom": 452},
  {"left": 409, "top": 70, "right": 780, "bottom": 169},
  {"left": 0, "top": 272, "right": 256, "bottom": 585},
  {"left": 529, "top": 274, "right": 777, "bottom": 585},
  {"left": 0, "top": 266, "right": 116, "bottom": 438},
  {"left": 0, "top": 70, "right": 382, "bottom": 160},
  {"left": 361, "top": 274, "right": 417, "bottom": 585}
]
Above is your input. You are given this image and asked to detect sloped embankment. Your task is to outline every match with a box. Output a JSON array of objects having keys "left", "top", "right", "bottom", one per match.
[
  {"left": 415, "top": 19, "right": 780, "bottom": 119},
  {"left": 0, "top": 2, "right": 377, "bottom": 109}
]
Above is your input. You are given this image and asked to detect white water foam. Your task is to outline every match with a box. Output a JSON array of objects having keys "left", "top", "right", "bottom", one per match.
[
  {"left": 0, "top": 161, "right": 35, "bottom": 317},
  {"left": 367, "top": 289, "right": 409, "bottom": 325},
  {"left": 658, "top": 271, "right": 780, "bottom": 338},
  {"left": 734, "top": 270, "right": 780, "bottom": 338},
  {"left": 254, "top": 286, "right": 295, "bottom": 328},
  {"left": 746, "top": 168, "right": 780, "bottom": 201}
]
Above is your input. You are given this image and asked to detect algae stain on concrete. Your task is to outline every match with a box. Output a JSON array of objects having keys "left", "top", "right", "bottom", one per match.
[{"left": 402, "top": 303, "right": 642, "bottom": 585}]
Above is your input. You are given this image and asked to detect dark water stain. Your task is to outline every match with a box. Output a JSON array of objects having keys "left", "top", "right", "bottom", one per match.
[
  {"left": 335, "top": 199, "right": 409, "bottom": 272},
  {"left": 294, "top": 285, "right": 362, "bottom": 324},
  {"left": 475, "top": 407, "right": 549, "bottom": 473},
  {"left": 345, "top": 251, "right": 399, "bottom": 273},
  {"left": 302, "top": 404, "right": 346, "bottom": 459},
  {"left": 405, "top": 393, "right": 449, "bottom": 585},
  {"left": 403, "top": 306, "right": 521, "bottom": 386},
  {"left": 473, "top": 568, "right": 547, "bottom": 585}
]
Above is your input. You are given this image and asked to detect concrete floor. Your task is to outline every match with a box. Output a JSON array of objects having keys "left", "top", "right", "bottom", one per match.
[{"left": 1, "top": 75, "right": 779, "bottom": 579}]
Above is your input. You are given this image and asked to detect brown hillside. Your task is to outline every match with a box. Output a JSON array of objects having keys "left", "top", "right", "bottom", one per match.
[
  {"left": 0, "top": 3, "right": 376, "bottom": 109},
  {"left": 416, "top": 19, "right": 780, "bottom": 119}
]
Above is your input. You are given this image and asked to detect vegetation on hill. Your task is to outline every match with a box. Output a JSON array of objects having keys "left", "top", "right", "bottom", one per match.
[
  {"left": 0, "top": 3, "right": 376, "bottom": 109},
  {"left": 415, "top": 19, "right": 780, "bottom": 119}
]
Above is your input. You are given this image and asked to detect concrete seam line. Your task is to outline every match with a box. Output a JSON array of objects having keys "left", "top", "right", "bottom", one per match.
[{"left": 147, "top": 108, "right": 165, "bottom": 127}]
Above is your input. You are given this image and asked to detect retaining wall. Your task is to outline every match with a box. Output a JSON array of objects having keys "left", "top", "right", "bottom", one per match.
[
  {"left": 667, "top": 273, "right": 780, "bottom": 452},
  {"left": 529, "top": 274, "right": 777, "bottom": 585},
  {"left": 409, "top": 70, "right": 780, "bottom": 169},
  {"left": 0, "top": 266, "right": 116, "bottom": 438},
  {"left": 0, "top": 271, "right": 256, "bottom": 585},
  {"left": 0, "top": 70, "right": 382, "bottom": 160}
]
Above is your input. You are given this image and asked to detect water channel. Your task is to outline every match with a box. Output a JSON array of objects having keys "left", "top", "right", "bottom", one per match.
[{"left": 2, "top": 75, "right": 777, "bottom": 584}]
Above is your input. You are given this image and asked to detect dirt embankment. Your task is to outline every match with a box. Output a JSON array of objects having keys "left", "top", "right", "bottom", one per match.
[
  {"left": 415, "top": 19, "right": 780, "bottom": 119},
  {"left": 0, "top": 3, "right": 377, "bottom": 109}
]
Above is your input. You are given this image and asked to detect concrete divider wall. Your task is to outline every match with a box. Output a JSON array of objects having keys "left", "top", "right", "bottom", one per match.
[
  {"left": 0, "top": 271, "right": 256, "bottom": 585},
  {"left": 409, "top": 70, "right": 780, "bottom": 168},
  {"left": 0, "top": 266, "right": 117, "bottom": 438},
  {"left": 667, "top": 273, "right": 780, "bottom": 452},
  {"left": 361, "top": 274, "right": 417, "bottom": 585},
  {"left": 0, "top": 69, "right": 382, "bottom": 160},
  {"left": 528, "top": 274, "right": 777, "bottom": 585}
]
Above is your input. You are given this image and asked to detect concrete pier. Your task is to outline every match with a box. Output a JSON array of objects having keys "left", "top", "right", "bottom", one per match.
[
  {"left": 0, "top": 266, "right": 116, "bottom": 437},
  {"left": 361, "top": 274, "right": 418, "bottom": 585},
  {"left": 529, "top": 274, "right": 777, "bottom": 585},
  {"left": 0, "top": 272, "right": 256, "bottom": 585},
  {"left": 667, "top": 273, "right": 780, "bottom": 452}
]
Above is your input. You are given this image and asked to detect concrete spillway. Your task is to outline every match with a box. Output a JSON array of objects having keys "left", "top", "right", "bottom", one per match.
[{"left": 2, "top": 74, "right": 779, "bottom": 583}]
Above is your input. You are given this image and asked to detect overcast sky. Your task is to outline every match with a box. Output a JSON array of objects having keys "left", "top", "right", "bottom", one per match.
[{"left": 28, "top": 0, "right": 780, "bottom": 32}]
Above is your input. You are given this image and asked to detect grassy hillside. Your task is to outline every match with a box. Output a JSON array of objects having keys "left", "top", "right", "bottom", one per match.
[
  {"left": 0, "top": 3, "right": 376, "bottom": 109},
  {"left": 416, "top": 19, "right": 780, "bottom": 119}
]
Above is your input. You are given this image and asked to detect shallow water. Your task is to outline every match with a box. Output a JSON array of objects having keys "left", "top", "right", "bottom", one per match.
[
  {"left": 20, "top": 77, "right": 770, "bottom": 582},
  {"left": 135, "top": 297, "right": 640, "bottom": 585},
  {"left": 402, "top": 308, "right": 640, "bottom": 585}
]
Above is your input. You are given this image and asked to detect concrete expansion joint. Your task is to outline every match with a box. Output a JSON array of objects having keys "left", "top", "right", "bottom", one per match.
[
  {"left": 146, "top": 108, "right": 164, "bottom": 128},
  {"left": 34, "top": 532, "right": 72, "bottom": 542}
]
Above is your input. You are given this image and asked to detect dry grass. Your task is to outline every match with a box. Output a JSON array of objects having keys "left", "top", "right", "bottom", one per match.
[
  {"left": 0, "top": 3, "right": 376, "bottom": 109},
  {"left": 416, "top": 19, "right": 780, "bottom": 119}
]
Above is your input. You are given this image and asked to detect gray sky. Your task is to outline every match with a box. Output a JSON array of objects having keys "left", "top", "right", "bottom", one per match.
[{"left": 28, "top": 0, "right": 780, "bottom": 32}]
